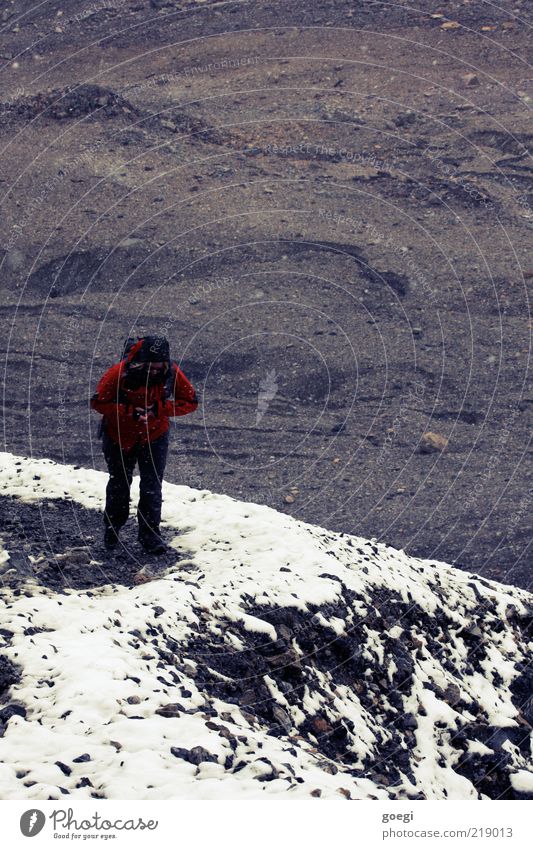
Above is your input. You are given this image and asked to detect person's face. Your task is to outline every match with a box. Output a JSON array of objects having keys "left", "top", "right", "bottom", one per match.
[{"left": 129, "top": 360, "right": 167, "bottom": 383}]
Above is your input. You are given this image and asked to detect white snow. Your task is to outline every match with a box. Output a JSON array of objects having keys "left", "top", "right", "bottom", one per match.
[
  {"left": 467, "top": 740, "right": 494, "bottom": 757},
  {"left": 0, "top": 451, "right": 531, "bottom": 801},
  {"left": 510, "top": 770, "right": 533, "bottom": 793}
]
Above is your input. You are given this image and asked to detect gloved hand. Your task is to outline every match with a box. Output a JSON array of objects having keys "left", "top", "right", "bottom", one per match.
[{"left": 133, "top": 402, "right": 158, "bottom": 422}]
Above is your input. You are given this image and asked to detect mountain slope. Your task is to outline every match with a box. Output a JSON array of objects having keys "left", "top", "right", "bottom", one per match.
[{"left": 0, "top": 452, "right": 531, "bottom": 800}]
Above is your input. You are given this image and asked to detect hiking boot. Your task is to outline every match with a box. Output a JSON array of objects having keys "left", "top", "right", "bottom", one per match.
[
  {"left": 104, "top": 526, "right": 120, "bottom": 550},
  {"left": 139, "top": 534, "right": 167, "bottom": 554}
]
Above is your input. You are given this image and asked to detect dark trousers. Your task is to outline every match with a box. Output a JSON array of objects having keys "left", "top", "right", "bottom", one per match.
[{"left": 102, "top": 429, "right": 169, "bottom": 543}]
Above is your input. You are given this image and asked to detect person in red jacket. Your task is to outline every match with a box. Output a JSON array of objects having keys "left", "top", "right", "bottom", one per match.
[{"left": 90, "top": 335, "right": 198, "bottom": 553}]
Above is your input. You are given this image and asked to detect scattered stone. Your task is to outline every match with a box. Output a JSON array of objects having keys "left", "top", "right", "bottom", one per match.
[
  {"left": 54, "top": 547, "right": 91, "bottom": 565},
  {"left": 133, "top": 566, "right": 157, "bottom": 584},
  {"left": 418, "top": 432, "right": 449, "bottom": 453},
  {"left": 442, "top": 683, "right": 462, "bottom": 706},
  {"left": 72, "top": 754, "right": 91, "bottom": 763},
  {"left": 0, "top": 703, "right": 26, "bottom": 723},
  {"left": 119, "top": 237, "right": 147, "bottom": 249},
  {"left": 205, "top": 720, "right": 226, "bottom": 733},
  {"left": 55, "top": 761, "right": 72, "bottom": 776},
  {"left": 317, "top": 760, "right": 338, "bottom": 775},
  {"left": 399, "top": 713, "right": 418, "bottom": 730},
  {"left": 170, "top": 746, "right": 189, "bottom": 760},
  {"left": 462, "top": 72, "right": 479, "bottom": 86},
  {"left": 278, "top": 625, "right": 292, "bottom": 641},
  {"left": 171, "top": 745, "right": 218, "bottom": 765},
  {"left": 160, "top": 119, "right": 178, "bottom": 131},
  {"left": 518, "top": 397, "right": 533, "bottom": 412},
  {"left": 311, "top": 717, "right": 332, "bottom": 734},
  {"left": 394, "top": 111, "right": 417, "bottom": 128},
  {"left": 156, "top": 703, "right": 184, "bottom": 717},
  {"left": 462, "top": 623, "right": 483, "bottom": 639},
  {"left": 272, "top": 705, "right": 292, "bottom": 733}
]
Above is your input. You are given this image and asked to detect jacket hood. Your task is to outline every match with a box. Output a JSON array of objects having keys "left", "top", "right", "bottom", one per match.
[{"left": 125, "top": 336, "right": 171, "bottom": 365}]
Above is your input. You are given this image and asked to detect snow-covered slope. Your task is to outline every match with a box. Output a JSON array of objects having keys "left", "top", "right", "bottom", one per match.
[{"left": 0, "top": 452, "right": 531, "bottom": 800}]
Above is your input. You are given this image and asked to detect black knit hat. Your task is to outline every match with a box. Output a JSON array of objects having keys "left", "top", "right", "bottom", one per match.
[{"left": 135, "top": 335, "right": 170, "bottom": 363}]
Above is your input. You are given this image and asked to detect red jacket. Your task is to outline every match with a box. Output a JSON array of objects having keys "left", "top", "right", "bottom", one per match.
[{"left": 91, "top": 346, "right": 198, "bottom": 451}]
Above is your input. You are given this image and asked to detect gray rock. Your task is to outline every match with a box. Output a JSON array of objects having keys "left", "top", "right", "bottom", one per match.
[
  {"left": 0, "top": 703, "right": 26, "bottom": 723},
  {"left": 318, "top": 760, "right": 338, "bottom": 775},
  {"left": 400, "top": 713, "right": 418, "bottom": 730},
  {"left": 170, "top": 745, "right": 217, "bottom": 765},
  {"left": 170, "top": 746, "right": 189, "bottom": 760},
  {"left": 272, "top": 704, "right": 292, "bottom": 733},
  {"left": 442, "top": 683, "right": 461, "bottom": 706},
  {"left": 189, "top": 746, "right": 218, "bottom": 765},
  {"left": 55, "top": 761, "right": 72, "bottom": 776},
  {"left": 156, "top": 703, "right": 184, "bottom": 717},
  {"left": 119, "top": 237, "right": 146, "bottom": 249}
]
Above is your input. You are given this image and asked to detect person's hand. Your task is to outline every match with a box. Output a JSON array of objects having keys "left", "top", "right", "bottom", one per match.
[{"left": 133, "top": 403, "right": 157, "bottom": 422}]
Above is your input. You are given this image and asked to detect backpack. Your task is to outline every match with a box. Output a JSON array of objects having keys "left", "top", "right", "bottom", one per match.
[{"left": 121, "top": 336, "right": 138, "bottom": 361}]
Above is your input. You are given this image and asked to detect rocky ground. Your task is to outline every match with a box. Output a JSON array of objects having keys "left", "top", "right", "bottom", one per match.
[
  {"left": 0, "top": 1, "right": 532, "bottom": 589},
  {"left": 0, "top": 493, "right": 192, "bottom": 590}
]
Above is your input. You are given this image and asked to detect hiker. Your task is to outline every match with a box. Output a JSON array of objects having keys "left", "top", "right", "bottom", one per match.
[{"left": 90, "top": 335, "right": 198, "bottom": 553}]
